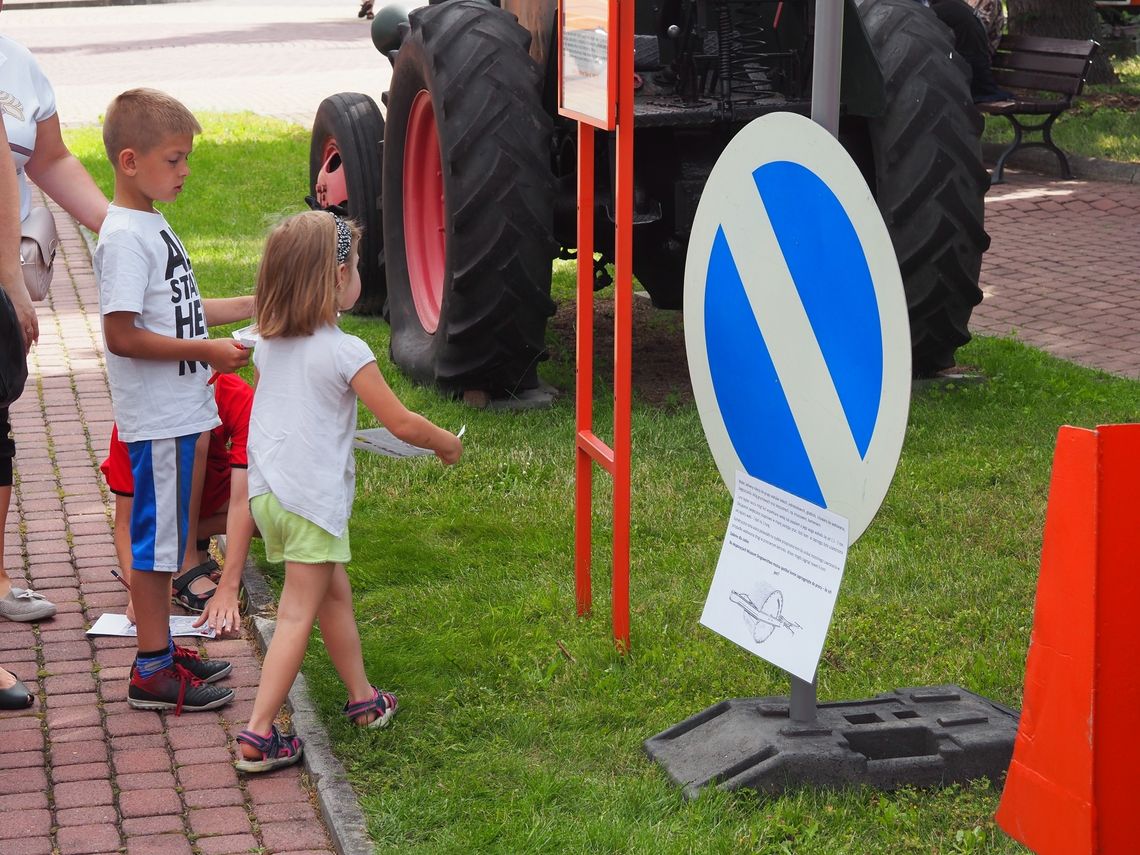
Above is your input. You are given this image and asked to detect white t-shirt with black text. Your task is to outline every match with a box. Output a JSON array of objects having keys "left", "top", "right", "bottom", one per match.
[
  {"left": 248, "top": 325, "right": 376, "bottom": 537},
  {"left": 94, "top": 204, "right": 220, "bottom": 443}
]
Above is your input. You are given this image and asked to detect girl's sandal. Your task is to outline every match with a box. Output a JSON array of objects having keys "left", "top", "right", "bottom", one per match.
[
  {"left": 343, "top": 686, "right": 398, "bottom": 728},
  {"left": 171, "top": 561, "right": 220, "bottom": 613},
  {"left": 234, "top": 725, "right": 304, "bottom": 774}
]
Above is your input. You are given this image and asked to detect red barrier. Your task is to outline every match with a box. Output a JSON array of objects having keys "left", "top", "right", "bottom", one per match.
[{"left": 996, "top": 424, "right": 1140, "bottom": 854}]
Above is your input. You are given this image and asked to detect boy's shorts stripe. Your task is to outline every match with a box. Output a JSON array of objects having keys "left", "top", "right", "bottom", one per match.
[{"left": 127, "top": 434, "right": 199, "bottom": 572}]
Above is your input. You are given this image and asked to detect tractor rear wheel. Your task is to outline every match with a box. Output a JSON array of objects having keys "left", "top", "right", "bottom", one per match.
[
  {"left": 309, "top": 93, "right": 386, "bottom": 315},
  {"left": 855, "top": 0, "right": 990, "bottom": 376},
  {"left": 383, "top": 0, "right": 556, "bottom": 394}
]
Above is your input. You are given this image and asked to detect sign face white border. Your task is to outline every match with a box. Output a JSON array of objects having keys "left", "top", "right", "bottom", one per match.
[
  {"left": 557, "top": 0, "right": 615, "bottom": 129},
  {"left": 684, "top": 111, "right": 911, "bottom": 544}
]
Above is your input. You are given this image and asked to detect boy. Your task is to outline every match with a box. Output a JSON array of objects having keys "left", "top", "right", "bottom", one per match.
[
  {"left": 95, "top": 88, "right": 250, "bottom": 713},
  {"left": 102, "top": 372, "right": 256, "bottom": 636}
]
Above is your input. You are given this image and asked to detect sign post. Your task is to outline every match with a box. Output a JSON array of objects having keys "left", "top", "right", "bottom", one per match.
[{"left": 560, "top": 0, "right": 635, "bottom": 651}]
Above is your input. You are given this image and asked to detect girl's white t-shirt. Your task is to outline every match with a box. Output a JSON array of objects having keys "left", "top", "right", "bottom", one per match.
[
  {"left": 0, "top": 35, "right": 57, "bottom": 222},
  {"left": 94, "top": 205, "right": 219, "bottom": 443},
  {"left": 248, "top": 325, "right": 376, "bottom": 537}
]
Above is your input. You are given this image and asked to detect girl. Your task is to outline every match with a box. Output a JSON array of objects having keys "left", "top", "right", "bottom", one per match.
[{"left": 235, "top": 210, "right": 462, "bottom": 773}]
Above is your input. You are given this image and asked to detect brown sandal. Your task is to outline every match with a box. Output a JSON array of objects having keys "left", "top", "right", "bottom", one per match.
[{"left": 358, "top": 0, "right": 374, "bottom": 19}]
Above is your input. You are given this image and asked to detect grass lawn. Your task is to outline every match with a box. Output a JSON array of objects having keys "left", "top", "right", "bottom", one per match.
[
  {"left": 64, "top": 115, "right": 1138, "bottom": 854},
  {"left": 983, "top": 54, "right": 1140, "bottom": 163}
]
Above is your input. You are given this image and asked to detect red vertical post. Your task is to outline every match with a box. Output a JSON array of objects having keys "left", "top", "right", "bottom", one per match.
[
  {"left": 574, "top": 123, "right": 596, "bottom": 617},
  {"left": 611, "top": 0, "right": 634, "bottom": 652}
]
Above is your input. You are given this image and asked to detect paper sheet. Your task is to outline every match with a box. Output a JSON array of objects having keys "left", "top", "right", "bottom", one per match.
[
  {"left": 354, "top": 425, "right": 466, "bottom": 459},
  {"left": 86, "top": 612, "right": 217, "bottom": 639},
  {"left": 231, "top": 323, "right": 260, "bottom": 349}
]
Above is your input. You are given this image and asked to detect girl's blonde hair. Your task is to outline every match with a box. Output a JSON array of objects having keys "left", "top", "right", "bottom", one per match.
[{"left": 255, "top": 211, "right": 361, "bottom": 338}]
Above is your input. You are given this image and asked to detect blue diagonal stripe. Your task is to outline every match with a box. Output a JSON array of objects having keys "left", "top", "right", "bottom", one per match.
[
  {"left": 752, "top": 161, "right": 882, "bottom": 458},
  {"left": 706, "top": 226, "right": 825, "bottom": 506}
]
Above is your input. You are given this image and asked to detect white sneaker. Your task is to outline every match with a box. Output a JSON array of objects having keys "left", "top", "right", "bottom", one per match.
[{"left": 0, "top": 587, "right": 57, "bottom": 622}]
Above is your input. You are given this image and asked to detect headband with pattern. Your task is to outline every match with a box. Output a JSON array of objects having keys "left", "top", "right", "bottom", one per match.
[{"left": 332, "top": 214, "right": 352, "bottom": 264}]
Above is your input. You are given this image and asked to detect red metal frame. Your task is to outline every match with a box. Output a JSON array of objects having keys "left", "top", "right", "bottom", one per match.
[{"left": 573, "top": 0, "right": 633, "bottom": 651}]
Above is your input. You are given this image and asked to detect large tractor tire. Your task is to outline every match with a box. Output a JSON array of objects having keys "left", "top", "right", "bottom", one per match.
[
  {"left": 383, "top": 0, "right": 556, "bottom": 394},
  {"left": 309, "top": 93, "right": 386, "bottom": 315},
  {"left": 854, "top": 0, "right": 990, "bottom": 376}
]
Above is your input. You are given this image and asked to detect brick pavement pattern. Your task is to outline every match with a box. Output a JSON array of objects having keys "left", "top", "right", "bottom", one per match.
[
  {"left": 975, "top": 172, "right": 1140, "bottom": 378},
  {"left": 1, "top": 193, "right": 335, "bottom": 855}
]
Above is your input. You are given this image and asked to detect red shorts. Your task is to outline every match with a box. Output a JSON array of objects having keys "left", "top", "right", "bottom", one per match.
[{"left": 101, "top": 374, "right": 252, "bottom": 518}]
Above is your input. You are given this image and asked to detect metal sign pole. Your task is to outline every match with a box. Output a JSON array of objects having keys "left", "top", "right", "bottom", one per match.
[{"left": 789, "top": 0, "right": 844, "bottom": 725}]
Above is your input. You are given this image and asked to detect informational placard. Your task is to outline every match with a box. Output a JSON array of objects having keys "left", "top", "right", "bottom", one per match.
[
  {"left": 557, "top": 0, "right": 616, "bottom": 128},
  {"left": 700, "top": 471, "right": 849, "bottom": 682}
]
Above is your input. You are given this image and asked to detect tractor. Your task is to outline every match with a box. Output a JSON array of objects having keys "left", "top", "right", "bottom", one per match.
[{"left": 310, "top": 0, "right": 990, "bottom": 396}]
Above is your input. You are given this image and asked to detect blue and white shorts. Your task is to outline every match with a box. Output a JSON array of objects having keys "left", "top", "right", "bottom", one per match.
[{"left": 126, "top": 433, "right": 199, "bottom": 572}]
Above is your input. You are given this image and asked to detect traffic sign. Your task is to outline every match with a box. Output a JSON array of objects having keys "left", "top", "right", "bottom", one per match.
[{"left": 684, "top": 111, "right": 910, "bottom": 543}]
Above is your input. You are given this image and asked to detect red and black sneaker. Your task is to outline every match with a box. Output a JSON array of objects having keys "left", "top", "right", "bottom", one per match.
[
  {"left": 173, "top": 644, "right": 231, "bottom": 683},
  {"left": 128, "top": 664, "right": 234, "bottom": 715}
]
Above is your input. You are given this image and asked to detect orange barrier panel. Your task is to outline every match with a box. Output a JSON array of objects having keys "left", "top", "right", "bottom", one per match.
[{"left": 996, "top": 424, "right": 1140, "bottom": 854}]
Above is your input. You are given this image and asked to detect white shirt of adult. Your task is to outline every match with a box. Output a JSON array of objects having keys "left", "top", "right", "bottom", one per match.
[
  {"left": 0, "top": 35, "right": 56, "bottom": 223},
  {"left": 94, "top": 204, "right": 220, "bottom": 443},
  {"left": 248, "top": 325, "right": 375, "bottom": 538}
]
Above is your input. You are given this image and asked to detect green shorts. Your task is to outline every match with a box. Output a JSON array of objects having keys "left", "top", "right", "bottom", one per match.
[{"left": 250, "top": 493, "right": 351, "bottom": 565}]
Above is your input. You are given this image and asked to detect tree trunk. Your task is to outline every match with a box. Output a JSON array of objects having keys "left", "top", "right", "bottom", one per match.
[{"left": 1007, "top": 0, "right": 1117, "bottom": 83}]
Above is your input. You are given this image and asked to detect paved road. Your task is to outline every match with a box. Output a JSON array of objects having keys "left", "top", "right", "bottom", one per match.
[{"left": 4, "top": 0, "right": 391, "bottom": 128}]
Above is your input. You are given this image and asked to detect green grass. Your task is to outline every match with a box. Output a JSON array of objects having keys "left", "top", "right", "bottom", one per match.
[
  {"left": 983, "top": 55, "right": 1140, "bottom": 162},
  {"left": 62, "top": 116, "right": 1140, "bottom": 854}
]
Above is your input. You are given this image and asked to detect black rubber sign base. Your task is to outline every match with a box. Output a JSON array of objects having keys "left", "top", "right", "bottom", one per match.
[{"left": 643, "top": 685, "right": 1018, "bottom": 798}]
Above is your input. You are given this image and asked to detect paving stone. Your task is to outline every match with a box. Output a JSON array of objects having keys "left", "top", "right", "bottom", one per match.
[
  {"left": 195, "top": 833, "right": 261, "bottom": 855},
  {"left": 0, "top": 808, "right": 51, "bottom": 840},
  {"left": 118, "top": 786, "right": 183, "bottom": 819},
  {"left": 54, "top": 778, "right": 113, "bottom": 809},
  {"left": 188, "top": 805, "right": 254, "bottom": 837},
  {"left": 56, "top": 823, "right": 122, "bottom": 855},
  {"left": 125, "top": 834, "right": 194, "bottom": 855}
]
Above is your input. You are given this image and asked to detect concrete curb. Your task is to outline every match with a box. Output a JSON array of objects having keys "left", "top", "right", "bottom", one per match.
[
  {"left": 983, "top": 141, "right": 1140, "bottom": 185},
  {"left": 3, "top": 0, "right": 193, "bottom": 10}
]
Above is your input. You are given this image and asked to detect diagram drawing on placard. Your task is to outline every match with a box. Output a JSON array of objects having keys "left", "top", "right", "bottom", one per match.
[{"left": 730, "top": 582, "right": 802, "bottom": 646}]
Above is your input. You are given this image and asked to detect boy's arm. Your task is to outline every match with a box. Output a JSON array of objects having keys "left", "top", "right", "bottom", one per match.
[
  {"left": 202, "top": 296, "right": 255, "bottom": 328},
  {"left": 351, "top": 362, "right": 462, "bottom": 465},
  {"left": 104, "top": 312, "right": 251, "bottom": 373}
]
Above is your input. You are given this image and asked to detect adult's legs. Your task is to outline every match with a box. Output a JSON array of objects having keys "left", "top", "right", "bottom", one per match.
[{"left": 0, "top": 406, "right": 55, "bottom": 619}]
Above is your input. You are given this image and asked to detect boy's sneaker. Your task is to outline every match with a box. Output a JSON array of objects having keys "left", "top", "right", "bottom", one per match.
[
  {"left": 128, "top": 664, "right": 234, "bottom": 714},
  {"left": 173, "top": 644, "right": 231, "bottom": 683}
]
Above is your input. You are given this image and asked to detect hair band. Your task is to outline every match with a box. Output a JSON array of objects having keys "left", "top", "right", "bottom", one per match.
[{"left": 332, "top": 214, "right": 352, "bottom": 264}]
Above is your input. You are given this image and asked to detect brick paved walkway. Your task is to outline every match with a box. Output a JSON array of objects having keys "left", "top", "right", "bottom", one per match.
[
  {"left": 1, "top": 194, "right": 335, "bottom": 855},
  {"left": 975, "top": 171, "right": 1140, "bottom": 378}
]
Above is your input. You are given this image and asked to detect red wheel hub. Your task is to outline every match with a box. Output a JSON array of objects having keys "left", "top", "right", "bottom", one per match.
[
  {"left": 314, "top": 138, "right": 349, "bottom": 209},
  {"left": 402, "top": 89, "right": 446, "bottom": 334}
]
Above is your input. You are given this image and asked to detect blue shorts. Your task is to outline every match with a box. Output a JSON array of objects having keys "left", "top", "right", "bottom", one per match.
[{"left": 126, "top": 433, "right": 199, "bottom": 572}]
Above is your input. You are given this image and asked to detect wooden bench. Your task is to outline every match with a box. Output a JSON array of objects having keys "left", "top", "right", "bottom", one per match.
[{"left": 978, "top": 34, "right": 1099, "bottom": 184}]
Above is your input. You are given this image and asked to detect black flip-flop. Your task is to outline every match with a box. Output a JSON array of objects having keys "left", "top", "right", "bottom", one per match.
[
  {"left": 0, "top": 676, "right": 33, "bottom": 710},
  {"left": 171, "top": 561, "right": 220, "bottom": 614}
]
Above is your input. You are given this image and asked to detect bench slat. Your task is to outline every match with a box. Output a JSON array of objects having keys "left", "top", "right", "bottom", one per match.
[
  {"left": 997, "top": 34, "right": 1098, "bottom": 59},
  {"left": 991, "top": 68, "right": 1085, "bottom": 97},
  {"left": 992, "top": 52, "right": 1092, "bottom": 78}
]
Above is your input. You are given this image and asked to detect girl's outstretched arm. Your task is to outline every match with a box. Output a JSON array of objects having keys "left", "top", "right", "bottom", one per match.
[{"left": 351, "top": 362, "right": 462, "bottom": 464}]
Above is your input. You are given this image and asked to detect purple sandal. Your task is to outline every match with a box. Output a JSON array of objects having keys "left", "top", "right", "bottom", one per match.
[
  {"left": 234, "top": 725, "right": 303, "bottom": 773},
  {"left": 343, "top": 686, "right": 398, "bottom": 729}
]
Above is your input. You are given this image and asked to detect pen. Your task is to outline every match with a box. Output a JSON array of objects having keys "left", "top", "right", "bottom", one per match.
[{"left": 111, "top": 568, "right": 130, "bottom": 591}]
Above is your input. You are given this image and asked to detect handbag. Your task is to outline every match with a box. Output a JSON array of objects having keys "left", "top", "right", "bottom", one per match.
[
  {"left": 0, "top": 285, "right": 29, "bottom": 408},
  {"left": 20, "top": 206, "right": 58, "bottom": 302}
]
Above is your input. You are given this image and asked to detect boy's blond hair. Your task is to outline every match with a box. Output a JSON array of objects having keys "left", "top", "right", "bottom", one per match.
[
  {"left": 102, "top": 88, "right": 202, "bottom": 165},
  {"left": 255, "top": 211, "right": 360, "bottom": 338}
]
